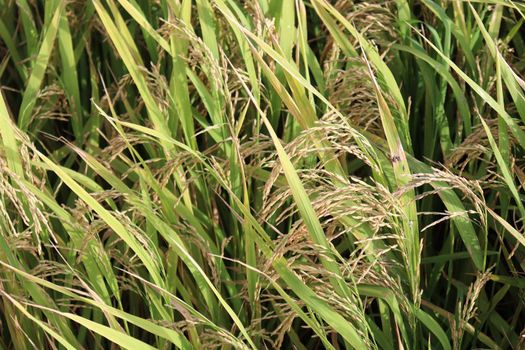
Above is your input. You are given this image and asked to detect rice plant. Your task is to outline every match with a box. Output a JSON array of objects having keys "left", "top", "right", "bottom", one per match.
[{"left": 0, "top": 0, "right": 524, "bottom": 348}]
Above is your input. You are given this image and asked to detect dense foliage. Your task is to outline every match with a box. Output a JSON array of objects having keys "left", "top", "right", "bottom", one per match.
[{"left": 0, "top": 0, "right": 524, "bottom": 349}]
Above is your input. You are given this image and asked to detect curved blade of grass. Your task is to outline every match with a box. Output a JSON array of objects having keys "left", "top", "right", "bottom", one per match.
[
  {"left": 421, "top": 300, "right": 501, "bottom": 350},
  {"left": 357, "top": 285, "right": 409, "bottom": 347},
  {"left": 414, "top": 308, "right": 451, "bottom": 350},
  {"left": 393, "top": 43, "right": 472, "bottom": 138},
  {"left": 18, "top": 2, "right": 63, "bottom": 130},
  {"left": 47, "top": 308, "right": 158, "bottom": 350},
  {"left": 487, "top": 207, "right": 525, "bottom": 247},
  {"left": 479, "top": 116, "right": 525, "bottom": 218},
  {"left": 102, "top": 116, "right": 276, "bottom": 253},
  {"left": 57, "top": 10, "right": 83, "bottom": 139},
  {"left": 93, "top": 0, "right": 172, "bottom": 146},
  {"left": 209, "top": 256, "right": 338, "bottom": 349},
  {"left": 195, "top": 0, "right": 219, "bottom": 59},
  {"left": 116, "top": 0, "right": 200, "bottom": 149},
  {"left": 19, "top": 177, "right": 118, "bottom": 306},
  {"left": 32, "top": 148, "right": 167, "bottom": 292},
  {"left": 72, "top": 146, "right": 220, "bottom": 320},
  {"left": 420, "top": 0, "right": 476, "bottom": 72},
  {"left": 1, "top": 291, "right": 77, "bottom": 350},
  {"left": 144, "top": 217, "right": 257, "bottom": 349},
  {"left": 115, "top": 0, "right": 171, "bottom": 52},
  {"left": 274, "top": 259, "right": 369, "bottom": 349},
  {"left": 408, "top": 158, "right": 485, "bottom": 270},
  {"left": 0, "top": 92, "right": 23, "bottom": 177},
  {"left": 0, "top": 227, "right": 81, "bottom": 347},
  {"left": 469, "top": 1, "right": 525, "bottom": 122},
  {"left": 1, "top": 261, "right": 193, "bottom": 349},
  {"left": 15, "top": 0, "right": 38, "bottom": 57},
  {"left": 413, "top": 24, "right": 525, "bottom": 150},
  {"left": 309, "top": 0, "right": 356, "bottom": 57},
  {"left": 0, "top": 19, "right": 27, "bottom": 80}
]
